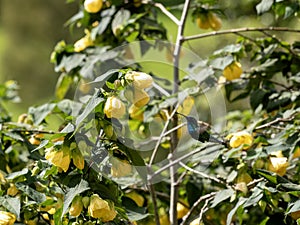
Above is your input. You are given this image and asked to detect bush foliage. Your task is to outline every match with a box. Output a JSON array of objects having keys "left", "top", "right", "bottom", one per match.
[{"left": 0, "top": 0, "right": 300, "bottom": 225}]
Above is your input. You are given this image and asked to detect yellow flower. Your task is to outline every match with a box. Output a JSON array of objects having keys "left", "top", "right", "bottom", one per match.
[
  {"left": 268, "top": 157, "right": 289, "bottom": 176},
  {"left": 132, "top": 88, "right": 150, "bottom": 107},
  {"left": 7, "top": 183, "right": 18, "bottom": 196},
  {"left": 0, "top": 211, "right": 16, "bottom": 225},
  {"left": 126, "top": 192, "right": 144, "bottom": 207},
  {"left": 88, "top": 194, "right": 117, "bottom": 222},
  {"left": 72, "top": 148, "right": 85, "bottom": 170},
  {"left": 228, "top": 131, "right": 253, "bottom": 150},
  {"left": 207, "top": 12, "right": 222, "bottom": 31},
  {"left": 223, "top": 61, "right": 243, "bottom": 81},
  {"left": 111, "top": 159, "right": 132, "bottom": 177},
  {"left": 104, "top": 96, "right": 126, "bottom": 119},
  {"left": 69, "top": 196, "right": 83, "bottom": 217},
  {"left": 125, "top": 71, "right": 153, "bottom": 89},
  {"left": 177, "top": 202, "right": 189, "bottom": 219},
  {"left": 45, "top": 147, "right": 71, "bottom": 172},
  {"left": 84, "top": 0, "right": 103, "bottom": 13},
  {"left": 129, "top": 104, "right": 144, "bottom": 121}
]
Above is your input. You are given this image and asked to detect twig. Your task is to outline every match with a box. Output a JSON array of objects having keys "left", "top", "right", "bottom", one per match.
[
  {"left": 198, "top": 197, "right": 212, "bottom": 223},
  {"left": 180, "top": 192, "right": 217, "bottom": 225},
  {"left": 148, "top": 103, "right": 180, "bottom": 166},
  {"left": 153, "top": 2, "right": 180, "bottom": 25},
  {"left": 254, "top": 116, "right": 295, "bottom": 130},
  {"left": 149, "top": 144, "right": 217, "bottom": 181},
  {"left": 179, "top": 162, "right": 231, "bottom": 188},
  {"left": 183, "top": 27, "right": 300, "bottom": 42}
]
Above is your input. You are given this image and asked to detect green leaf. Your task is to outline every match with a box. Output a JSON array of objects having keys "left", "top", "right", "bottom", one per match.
[
  {"left": 256, "top": 0, "right": 274, "bottom": 14},
  {"left": 244, "top": 187, "right": 263, "bottom": 207},
  {"left": 250, "top": 89, "right": 268, "bottom": 110},
  {"left": 16, "top": 183, "right": 46, "bottom": 203},
  {"left": 55, "top": 73, "right": 73, "bottom": 100},
  {"left": 112, "top": 9, "right": 131, "bottom": 36},
  {"left": 29, "top": 103, "right": 56, "bottom": 125},
  {"left": 0, "top": 196, "right": 20, "bottom": 219},
  {"left": 91, "top": 17, "right": 111, "bottom": 40},
  {"left": 5, "top": 168, "right": 29, "bottom": 180},
  {"left": 210, "top": 56, "right": 233, "bottom": 70},
  {"left": 62, "top": 179, "right": 90, "bottom": 219},
  {"left": 226, "top": 198, "right": 247, "bottom": 225},
  {"left": 211, "top": 188, "right": 235, "bottom": 208},
  {"left": 189, "top": 67, "right": 214, "bottom": 84},
  {"left": 287, "top": 199, "right": 300, "bottom": 214},
  {"left": 75, "top": 90, "right": 104, "bottom": 127},
  {"left": 257, "top": 169, "right": 277, "bottom": 184},
  {"left": 214, "top": 44, "right": 243, "bottom": 55}
]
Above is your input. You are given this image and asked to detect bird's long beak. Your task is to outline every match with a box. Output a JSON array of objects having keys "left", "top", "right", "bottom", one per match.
[{"left": 175, "top": 112, "right": 187, "bottom": 118}]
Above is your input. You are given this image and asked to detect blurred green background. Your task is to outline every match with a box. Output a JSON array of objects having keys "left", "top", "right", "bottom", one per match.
[
  {"left": 0, "top": 0, "right": 78, "bottom": 116},
  {"left": 0, "top": 0, "right": 298, "bottom": 119}
]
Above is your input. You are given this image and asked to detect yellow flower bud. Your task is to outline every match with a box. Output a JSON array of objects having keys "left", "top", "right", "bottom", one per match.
[
  {"left": 159, "top": 214, "right": 170, "bottom": 225},
  {"left": 129, "top": 104, "right": 144, "bottom": 121},
  {"left": 17, "top": 113, "right": 28, "bottom": 123},
  {"left": 126, "top": 192, "right": 144, "bottom": 207},
  {"left": 7, "top": 183, "right": 18, "bottom": 196},
  {"left": 104, "top": 96, "right": 126, "bottom": 119},
  {"left": 111, "top": 159, "right": 132, "bottom": 177},
  {"left": 133, "top": 88, "right": 150, "bottom": 107},
  {"left": 268, "top": 157, "right": 289, "bottom": 176},
  {"left": 74, "top": 36, "right": 93, "bottom": 52},
  {"left": 84, "top": 0, "right": 103, "bottom": 13},
  {"left": 125, "top": 71, "right": 153, "bottom": 89},
  {"left": 0, "top": 211, "right": 16, "bottom": 225},
  {"left": 45, "top": 147, "right": 71, "bottom": 172},
  {"left": 196, "top": 14, "right": 210, "bottom": 30},
  {"left": 189, "top": 218, "right": 204, "bottom": 225},
  {"left": 228, "top": 131, "right": 253, "bottom": 150},
  {"left": 290, "top": 210, "right": 300, "bottom": 220},
  {"left": 235, "top": 182, "right": 248, "bottom": 194},
  {"left": 223, "top": 61, "right": 243, "bottom": 81},
  {"left": 82, "top": 196, "right": 90, "bottom": 209},
  {"left": 72, "top": 148, "right": 85, "bottom": 170},
  {"left": 0, "top": 171, "right": 6, "bottom": 184},
  {"left": 69, "top": 196, "right": 83, "bottom": 217},
  {"left": 88, "top": 194, "right": 117, "bottom": 222},
  {"left": 293, "top": 146, "right": 300, "bottom": 159},
  {"left": 207, "top": 12, "right": 222, "bottom": 31},
  {"left": 236, "top": 172, "right": 253, "bottom": 184},
  {"left": 29, "top": 136, "right": 41, "bottom": 145},
  {"left": 177, "top": 202, "right": 189, "bottom": 219}
]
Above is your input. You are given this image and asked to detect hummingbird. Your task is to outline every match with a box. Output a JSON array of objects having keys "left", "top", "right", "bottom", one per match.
[{"left": 176, "top": 112, "right": 227, "bottom": 146}]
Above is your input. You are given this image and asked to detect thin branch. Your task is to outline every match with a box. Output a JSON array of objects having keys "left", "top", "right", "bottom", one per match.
[
  {"left": 179, "top": 162, "right": 231, "bottom": 188},
  {"left": 148, "top": 103, "right": 180, "bottom": 166},
  {"left": 180, "top": 192, "right": 217, "bottom": 225},
  {"left": 170, "top": 1, "right": 192, "bottom": 224},
  {"left": 254, "top": 115, "right": 295, "bottom": 130},
  {"left": 153, "top": 2, "right": 180, "bottom": 25},
  {"left": 183, "top": 27, "right": 300, "bottom": 42},
  {"left": 198, "top": 197, "right": 212, "bottom": 223},
  {"left": 149, "top": 144, "right": 218, "bottom": 180}
]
